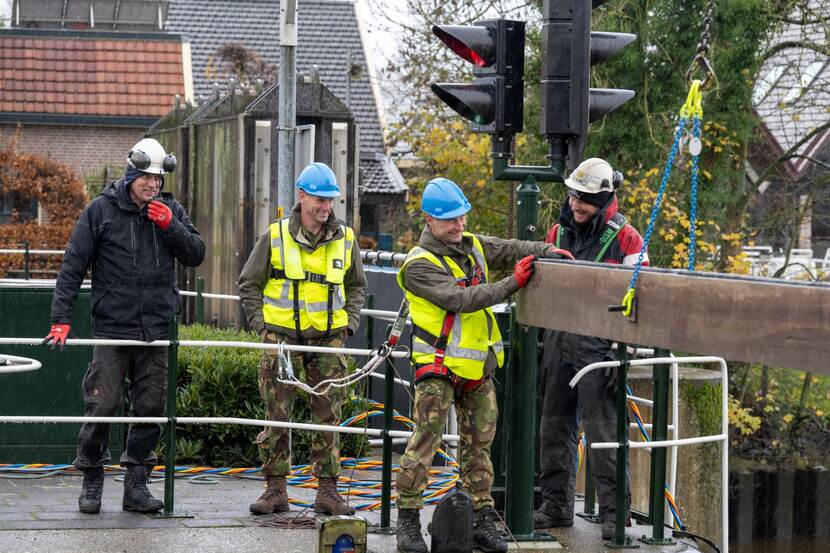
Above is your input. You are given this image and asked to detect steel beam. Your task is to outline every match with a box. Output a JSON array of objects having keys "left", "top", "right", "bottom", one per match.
[{"left": 517, "top": 260, "right": 830, "bottom": 373}]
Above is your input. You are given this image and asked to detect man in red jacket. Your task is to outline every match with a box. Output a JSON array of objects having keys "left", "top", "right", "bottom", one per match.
[{"left": 535, "top": 158, "right": 647, "bottom": 541}]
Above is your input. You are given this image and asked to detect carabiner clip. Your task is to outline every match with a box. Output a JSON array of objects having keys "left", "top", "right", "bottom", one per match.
[
  {"left": 685, "top": 53, "right": 717, "bottom": 91},
  {"left": 276, "top": 342, "right": 294, "bottom": 380}
]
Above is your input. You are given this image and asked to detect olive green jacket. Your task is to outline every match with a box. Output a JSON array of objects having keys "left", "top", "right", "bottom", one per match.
[
  {"left": 238, "top": 204, "right": 367, "bottom": 339},
  {"left": 400, "top": 227, "right": 550, "bottom": 372}
]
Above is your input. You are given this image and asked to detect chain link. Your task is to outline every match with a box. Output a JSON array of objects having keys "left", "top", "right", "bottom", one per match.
[{"left": 696, "top": 0, "right": 718, "bottom": 57}]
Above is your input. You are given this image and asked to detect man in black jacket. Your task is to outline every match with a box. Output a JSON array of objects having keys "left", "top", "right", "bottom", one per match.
[
  {"left": 43, "top": 138, "right": 205, "bottom": 514},
  {"left": 535, "top": 158, "right": 647, "bottom": 541}
]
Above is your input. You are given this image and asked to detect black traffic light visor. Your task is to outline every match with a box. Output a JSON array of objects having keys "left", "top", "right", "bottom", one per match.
[
  {"left": 432, "top": 25, "right": 495, "bottom": 68},
  {"left": 431, "top": 82, "right": 495, "bottom": 124}
]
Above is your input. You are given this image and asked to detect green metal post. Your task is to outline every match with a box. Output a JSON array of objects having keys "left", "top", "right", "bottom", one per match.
[
  {"left": 365, "top": 295, "right": 375, "bottom": 400},
  {"left": 195, "top": 277, "right": 205, "bottom": 324},
  {"left": 642, "top": 348, "right": 673, "bottom": 545},
  {"left": 505, "top": 176, "right": 540, "bottom": 537},
  {"left": 607, "top": 343, "right": 637, "bottom": 548},
  {"left": 23, "top": 241, "right": 30, "bottom": 280},
  {"left": 163, "top": 316, "right": 178, "bottom": 516},
  {"left": 156, "top": 316, "right": 192, "bottom": 519},
  {"left": 380, "top": 322, "right": 394, "bottom": 531},
  {"left": 580, "top": 450, "right": 600, "bottom": 521}
]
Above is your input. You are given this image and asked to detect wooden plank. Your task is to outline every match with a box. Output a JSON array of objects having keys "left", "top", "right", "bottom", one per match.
[{"left": 516, "top": 260, "right": 830, "bottom": 374}]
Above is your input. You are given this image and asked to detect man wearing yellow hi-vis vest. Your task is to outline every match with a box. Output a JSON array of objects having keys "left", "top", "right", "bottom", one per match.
[
  {"left": 238, "top": 162, "right": 366, "bottom": 517},
  {"left": 395, "top": 178, "right": 566, "bottom": 553}
]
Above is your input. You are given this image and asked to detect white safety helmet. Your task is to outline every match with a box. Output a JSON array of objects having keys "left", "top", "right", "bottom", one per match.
[
  {"left": 127, "top": 138, "right": 177, "bottom": 175},
  {"left": 564, "top": 158, "right": 616, "bottom": 195}
]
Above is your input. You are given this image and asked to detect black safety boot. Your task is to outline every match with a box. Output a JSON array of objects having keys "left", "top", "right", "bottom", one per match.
[
  {"left": 533, "top": 503, "right": 573, "bottom": 529},
  {"left": 601, "top": 514, "right": 631, "bottom": 541},
  {"left": 396, "top": 508, "right": 428, "bottom": 553},
  {"left": 473, "top": 505, "right": 508, "bottom": 552},
  {"left": 78, "top": 467, "right": 104, "bottom": 514},
  {"left": 122, "top": 464, "right": 163, "bottom": 513}
]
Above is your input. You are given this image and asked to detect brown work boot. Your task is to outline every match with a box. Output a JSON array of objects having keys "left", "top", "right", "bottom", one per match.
[
  {"left": 249, "top": 475, "right": 289, "bottom": 515},
  {"left": 313, "top": 477, "right": 355, "bottom": 515}
]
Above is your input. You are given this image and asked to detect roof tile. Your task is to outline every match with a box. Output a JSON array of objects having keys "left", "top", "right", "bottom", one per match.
[{"left": 0, "top": 32, "right": 186, "bottom": 119}]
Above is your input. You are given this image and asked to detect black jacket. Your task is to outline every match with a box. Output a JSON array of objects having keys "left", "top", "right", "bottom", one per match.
[
  {"left": 50, "top": 178, "right": 205, "bottom": 340},
  {"left": 541, "top": 196, "right": 646, "bottom": 373}
]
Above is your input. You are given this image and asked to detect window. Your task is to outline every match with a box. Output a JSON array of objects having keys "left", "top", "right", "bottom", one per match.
[
  {"left": 753, "top": 64, "right": 787, "bottom": 105},
  {"left": 781, "top": 59, "right": 826, "bottom": 105}
]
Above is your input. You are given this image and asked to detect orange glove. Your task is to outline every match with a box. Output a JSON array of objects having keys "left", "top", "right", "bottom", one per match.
[
  {"left": 147, "top": 200, "right": 173, "bottom": 231},
  {"left": 513, "top": 255, "right": 537, "bottom": 289},
  {"left": 42, "top": 323, "right": 71, "bottom": 352}
]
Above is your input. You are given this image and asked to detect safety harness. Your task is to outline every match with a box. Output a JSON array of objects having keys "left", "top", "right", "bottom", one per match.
[
  {"left": 554, "top": 212, "right": 627, "bottom": 263},
  {"left": 271, "top": 267, "right": 338, "bottom": 339},
  {"left": 412, "top": 255, "right": 487, "bottom": 392}
]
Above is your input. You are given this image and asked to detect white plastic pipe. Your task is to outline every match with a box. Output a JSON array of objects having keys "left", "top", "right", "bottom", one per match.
[
  {"left": 0, "top": 338, "right": 410, "bottom": 358},
  {"left": 0, "top": 354, "right": 42, "bottom": 373},
  {"left": 0, "top": 415, "right": 460, "bottom": 442}
]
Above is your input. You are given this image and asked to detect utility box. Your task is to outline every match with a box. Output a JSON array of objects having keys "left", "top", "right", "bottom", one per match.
[
  {"left": 0, "top": 287, "right": 123, "bottom": 463},
  {"left": 317, "top": 515, "right": 367, "bottom": 553}
]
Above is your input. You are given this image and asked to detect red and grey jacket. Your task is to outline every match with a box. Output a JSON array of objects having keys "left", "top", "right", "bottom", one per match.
[
  {"left": 545, "top": 196, "right": 647, "bottom": 267},
  {"left": 540, "top": 195, "right": 647, "bottom": 375}
]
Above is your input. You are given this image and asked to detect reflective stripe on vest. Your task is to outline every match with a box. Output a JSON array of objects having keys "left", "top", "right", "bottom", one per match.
[
  {"left": 398, "top": 234, "right": 504, "bottom": 381},
  {"left": 262, "top": 218, "right": 353, "bottom": 333}
]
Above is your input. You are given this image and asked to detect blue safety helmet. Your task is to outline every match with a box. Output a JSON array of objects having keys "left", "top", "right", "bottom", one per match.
[
  {"left": 296, "top": 162, "right": 341, "bottom": 198},
  {"left": 421, "top": 178, "right": 471, "bottom": 219}
]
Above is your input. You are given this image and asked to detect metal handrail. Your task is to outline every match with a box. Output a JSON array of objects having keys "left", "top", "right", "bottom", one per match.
[{"left": 571, "top": 355, "right": 728, "bottom": 552}]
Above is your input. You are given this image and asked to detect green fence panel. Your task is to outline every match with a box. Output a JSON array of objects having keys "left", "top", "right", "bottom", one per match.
[{"left": 0, "top": 287, "right": 123, "bottom": 464}]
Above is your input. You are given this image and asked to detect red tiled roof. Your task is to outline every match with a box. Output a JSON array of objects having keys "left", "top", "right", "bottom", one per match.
[{"left": 0, "top": 34, "right": 185, "bottom": 118}]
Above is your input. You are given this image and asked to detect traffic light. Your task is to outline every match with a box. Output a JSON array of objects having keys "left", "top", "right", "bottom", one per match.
[
  {"left": 431, "top": 19, "right": 525, "bottom": 135},
  {"left": 541, "top": 0, "right": 635, "bottom": 169}
]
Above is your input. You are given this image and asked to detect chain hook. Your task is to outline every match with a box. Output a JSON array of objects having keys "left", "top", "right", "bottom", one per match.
[{"left": 685, "top": 54, "right": 717, "bottom": 91}]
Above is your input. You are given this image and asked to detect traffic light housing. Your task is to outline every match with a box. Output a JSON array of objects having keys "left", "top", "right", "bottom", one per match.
[
  {"left": 431, "top": 19, "right": 526, "bottom": 135},
  {"left": 541, "top": 0, "right": 635, "bottom": 169}
]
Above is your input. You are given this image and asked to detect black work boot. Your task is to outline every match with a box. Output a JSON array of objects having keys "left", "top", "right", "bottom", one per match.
[
  {"left": 533, "top": 502, "right": 573, "bottom": 529},
  {"left": 122, "top": 464, "right": 163, "bottom": 513},
  {"left": 473, "top": 505, "right": 508, "bottom": 553},
  {"left": 78, "top": 467, "right": 104, "bottom": 514},
  {"left": 396, "top": 508, "right": 428, "bottom": 553}
]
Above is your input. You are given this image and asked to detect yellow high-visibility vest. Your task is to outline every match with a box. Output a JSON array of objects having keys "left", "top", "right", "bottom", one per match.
[
  {"left": 263, "top": 218, "right": 354, "bottom": 334},
  {"left": 397, "top": 233, "right": 504, "bottom": 381}
]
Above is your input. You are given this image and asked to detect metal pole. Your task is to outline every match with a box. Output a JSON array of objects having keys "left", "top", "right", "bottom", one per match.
[
  {"left": 276, "top": 0, "right": 297, "bottom": 218},
  {"left": 607, "top": 342, "right": 636, "bottom": 548},
  {"left": 644, "top": 348, "right": 673, "bottom": 544},
  {"left": 581, "top": 451, "right": 599, "bottom": 520},
  {"left": 23, "top": 241, "right": 30, "bottom": 279},
  {"left": 195, "top": 277, "right": 205, "bottom": 324},
  {"left": 380, "top": 344, "right": 395, "bottom": 530},
  {"left": 505, "top": 176, "right": 540, "bottom": 537},
  {"left": 365, "top": 295, "right": 375, "bottom": 399},
  {"left": 163, "top": 315, "right": 178, "bottom": 516}
]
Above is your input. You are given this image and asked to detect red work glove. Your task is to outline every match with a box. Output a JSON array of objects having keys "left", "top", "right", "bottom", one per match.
[
  {"left": 147, "top": 200, "right": 173, "bottom": 231},
  {"left": 513, "top": 255, "right": 537, "bottom": 289},
  {"left": 42, "top": 324, "right": 71, "bottom": 352}
]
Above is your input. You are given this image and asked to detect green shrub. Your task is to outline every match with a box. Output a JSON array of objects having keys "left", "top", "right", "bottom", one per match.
[{"left": 167, "top": 324, "right": 369, "bottom": 468}]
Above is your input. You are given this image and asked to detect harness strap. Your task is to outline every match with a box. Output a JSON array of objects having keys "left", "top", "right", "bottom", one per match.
[
  {"left": 292, "top": 280, "right": 302, "bottom": 340},
  {"left": 555, "top": 214, "right": 627, "bottom": 263},
  {"left": 272, "top": 268, "right": 329, "bottom": 284},
  {"left": 325, "top": 284, "right": 334, "bottom": 337}
]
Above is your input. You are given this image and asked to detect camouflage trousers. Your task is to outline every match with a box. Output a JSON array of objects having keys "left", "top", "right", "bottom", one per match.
[
  {"left": 396, "top": 376, "right": 498, "bottom": 510},
  {"left": 256, "top": 331, "right": 350, "bottom": 477}
]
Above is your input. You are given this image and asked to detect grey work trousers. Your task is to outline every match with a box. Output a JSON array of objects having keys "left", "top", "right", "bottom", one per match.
[
  {"left": 73, "top": 344, "right": 167, "bottom": 469},
  {"left": 538, "top": 360, "right": 631, "bottom": 522}
]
